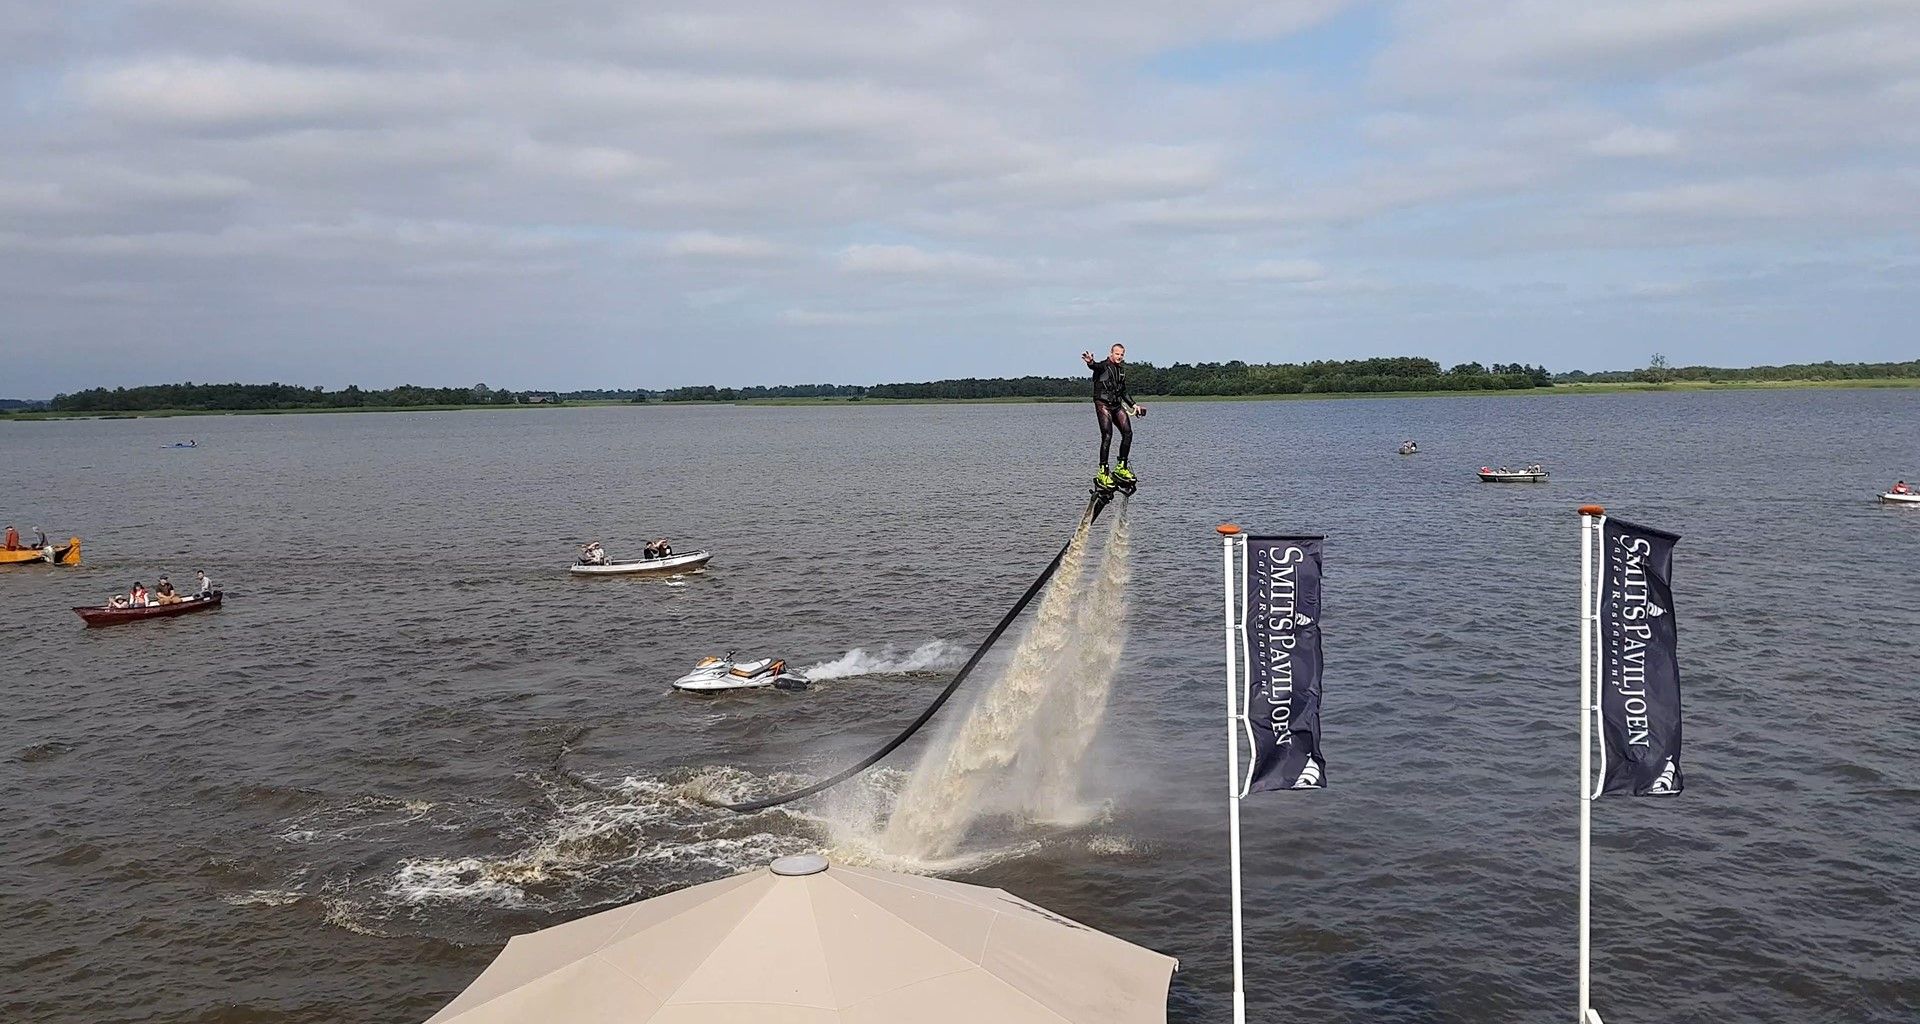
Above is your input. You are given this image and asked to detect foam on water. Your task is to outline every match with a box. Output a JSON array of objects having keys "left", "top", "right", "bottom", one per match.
[{"left": 800, "top": 639, "right": 964, "bottom": 681}]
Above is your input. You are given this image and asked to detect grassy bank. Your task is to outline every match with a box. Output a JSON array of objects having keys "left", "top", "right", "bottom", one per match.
[
  {"left": 0, "top": 401, "right": 635, "bottom": 421},
  {"left": 6, "top": 376, "right": 1915, "bottom": 420}
]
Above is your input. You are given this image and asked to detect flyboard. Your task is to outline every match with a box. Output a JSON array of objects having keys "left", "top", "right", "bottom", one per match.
[{"left": 712, "top": 484, "right": 1127, "bottom": 813}]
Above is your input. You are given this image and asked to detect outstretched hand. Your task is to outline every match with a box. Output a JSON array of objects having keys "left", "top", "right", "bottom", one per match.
[{"left": 1081, "top": 350, "right": 1095, "bottom": 366}]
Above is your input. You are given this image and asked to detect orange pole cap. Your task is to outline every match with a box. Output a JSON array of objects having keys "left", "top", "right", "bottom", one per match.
[
  {"left": 1577, "top": 504, "right": 1605, "bottom": 517},
  {"left": 1216, "top": 523, "right": 1242, "bottom": 535}
]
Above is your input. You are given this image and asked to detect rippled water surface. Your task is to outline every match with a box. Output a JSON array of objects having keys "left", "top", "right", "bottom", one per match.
[{"left": 4, "top": 391, "right": 1919, "bottom": 1024}]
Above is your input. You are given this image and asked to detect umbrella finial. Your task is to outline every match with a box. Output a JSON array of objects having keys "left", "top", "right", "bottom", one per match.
[{"left": 771, "top": 854, "right": 829, "bottom": 876}]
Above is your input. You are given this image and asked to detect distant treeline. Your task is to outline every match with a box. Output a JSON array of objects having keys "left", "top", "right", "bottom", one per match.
[
  {"left": 1558, "top": 359, "right": 1920, "bottom": 384},
  {"left": 39, "top": 355, "right": 1910, "bottom": 413},
  {"left": 657, "top": 358, "right": 1554, "bottom": 401},
  {"left": 44, "top": 382, "right": 622, "bottom": 412}
]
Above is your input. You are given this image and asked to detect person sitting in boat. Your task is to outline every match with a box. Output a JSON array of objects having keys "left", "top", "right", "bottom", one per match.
[
  {"left": 1894, "top": 481, "right": 1912, "bottom": 495},
  {"left": 154, "top": 576, "right": 182, "bottom": 605},
  {"left": 30, "top": 527, "right": 46, "bottom": 549},
  {"left": 645, "top": 539, "right": 672, "bottom": 559},
  {"left": 130, "top": 582, "right": 149, "bottom": 607},
  {"left": 109, "top": 593, "right": 131, "bottom": 608},
  {"left": 195, "top": 569, "right": 214, "bottom": 598},
  {"left": 2, "top": 525, "right": 17, "bottom": 550},
  {"left": 579, "top": 542, "right": 606, "bottom": 565}
]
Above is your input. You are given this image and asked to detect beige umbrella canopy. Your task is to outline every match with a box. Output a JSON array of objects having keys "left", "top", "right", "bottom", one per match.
[{"left": 427, "top": 854, "right": 1177, "bottom": 1024}]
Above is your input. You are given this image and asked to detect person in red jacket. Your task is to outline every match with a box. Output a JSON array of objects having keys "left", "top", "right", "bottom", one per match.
[{"left": 3, "top": 525, "right": 18, "bottom": 550}]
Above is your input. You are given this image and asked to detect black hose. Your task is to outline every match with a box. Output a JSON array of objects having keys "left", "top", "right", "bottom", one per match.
[{"left": 714, "top": 494, "right": 1109, "bottom": 813}]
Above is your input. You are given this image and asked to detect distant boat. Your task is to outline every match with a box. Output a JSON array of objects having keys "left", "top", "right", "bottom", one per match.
[
  {"left": 1399, "top": 443, "right": 1419, "bottom": 455},
  {"left": 1879, "top": 491, "right": 1920, "bottom": 505},
  {"left": 1, "top": 537, "right": 79, "bottom": 566},
  {"left": 569, "top": 550, "right": 713, "bottom": 576},
  {"left": 74, "top": 591, "right": 222, "bottom": 626},
  {"left": 162, "top": 441, "right": 197, "bottom": 448},
  {"left": 1479, "top": 466, "right": 1549, "bottom": 483}
]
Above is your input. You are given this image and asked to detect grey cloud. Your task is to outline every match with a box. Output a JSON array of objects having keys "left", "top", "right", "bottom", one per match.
[{"left": 3, "top": 0, "right": 1916, "bottom": 395}]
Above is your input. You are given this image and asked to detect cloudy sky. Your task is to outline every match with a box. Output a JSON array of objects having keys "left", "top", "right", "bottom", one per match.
[{"left": 3, "top": 0, "right": 1916, "bottom": 395}]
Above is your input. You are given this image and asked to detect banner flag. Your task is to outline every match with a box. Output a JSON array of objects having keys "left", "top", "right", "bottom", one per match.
[
  {"left": 1599, "top": 517, "right": 1684, "bottom": 796},
  {"left": 1241, "top": 535, "right": 1326, "bottom": 794}
]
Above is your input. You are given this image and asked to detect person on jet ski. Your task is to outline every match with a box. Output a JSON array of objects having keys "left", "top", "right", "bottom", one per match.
[{"left": 1081, "top": 344, "right": 1145, "bottom": 491}]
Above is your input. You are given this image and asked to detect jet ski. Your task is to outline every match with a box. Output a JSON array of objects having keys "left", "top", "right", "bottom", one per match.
[{"left": 672, "top": 652, "right": 811, "bottom": 693}]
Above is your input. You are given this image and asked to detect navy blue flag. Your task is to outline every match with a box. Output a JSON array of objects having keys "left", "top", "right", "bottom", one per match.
[
  {"left": 1599, "top": 517, "right": 1684, "bottom": 796},
  {"left": 1242, "top": 535, "right": 1326, "bottom": 794}
]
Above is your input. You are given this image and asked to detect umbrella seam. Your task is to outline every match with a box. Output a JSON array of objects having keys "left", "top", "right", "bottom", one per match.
[
  {"left": 589, "top": 949, "right": 669, "bottom": 1005},
  {"left": 837, "top": 870, "right": 1003, "bottom": 960},
  {"left": 839, "top": 964, "right": 1075, "bottom": 1024},
  {"left": 587, "top": 871, "right": 758, "bottom": 957},
  {"left": 659, "top": 875, "right": 838, "bottom": 1009},
  {"left": 446, "top": 873, "right": 759, "bottom": 1019},
  {"left": 810, "top": 876, "right": 845, "bottom": 1011}
]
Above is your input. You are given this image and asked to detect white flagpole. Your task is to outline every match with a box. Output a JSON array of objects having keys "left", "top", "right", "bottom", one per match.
[
  {"left": 1578, "top": 505, "right": 1606, "bottom": 1024},
  {"left": 1218, "top": 523, "right": 1247, "bottom": 1024}
]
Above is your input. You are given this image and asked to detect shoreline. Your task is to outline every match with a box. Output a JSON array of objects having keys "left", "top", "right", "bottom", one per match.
[{"left": 4, "top": 377, "right": 1915, "bottom": 420}]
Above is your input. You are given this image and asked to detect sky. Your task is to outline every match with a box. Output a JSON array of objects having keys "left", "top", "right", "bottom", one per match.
[{"left": 2, "top": 0, "right": 1917, "bottom": 395}]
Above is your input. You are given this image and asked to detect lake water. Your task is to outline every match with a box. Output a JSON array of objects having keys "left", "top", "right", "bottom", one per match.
[{"left": 4, "top": 389, "right": 1918, "bottom": 1023}]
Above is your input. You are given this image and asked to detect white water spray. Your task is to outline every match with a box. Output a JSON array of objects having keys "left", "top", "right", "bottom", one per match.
[
  {"left": 801, "top": 640, "right": 964, "bottom": 681},
  {"left": 1022, "top": 505, "right": 1131, "bottom": 822},
  {"left": 880, "top": 502, "right": 1132, "bottom": 860}
]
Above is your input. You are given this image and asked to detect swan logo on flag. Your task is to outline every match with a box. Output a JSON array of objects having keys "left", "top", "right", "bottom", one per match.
[
  {"left": 1648, "top": 759, "right": 1680, "bottom": 795},
  {"left": 1241, "top": 535, "right": 1328, "bottom": 796}
]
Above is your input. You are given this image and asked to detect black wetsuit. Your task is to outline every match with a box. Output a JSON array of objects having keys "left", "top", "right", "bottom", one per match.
[{"left": 1090, "top": 359, "right": 1135, "bottom": 467}]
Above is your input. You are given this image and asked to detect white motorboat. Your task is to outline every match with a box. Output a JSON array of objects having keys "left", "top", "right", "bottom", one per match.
[
  {"left": 570, "top": 550, "right": 713, "bottom": 575},
  {"left": 672, "top": 653, "right": 811, "bottom": 693},
  {"left": 1879, "top": 491, "right": 1920, "bottom": 505},
  {"left": 1479, "top": 465, "right": 1548, "bottom": 483}
]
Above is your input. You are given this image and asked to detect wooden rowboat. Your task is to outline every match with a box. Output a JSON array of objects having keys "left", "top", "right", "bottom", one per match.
[
  {"left": 1, "top": 537, "right": 80, "bottom": 565},
  {"left": 569, "top": 550, "right": 713, "bottom": 576},
  {"left": 74, "top": 591, "right": 222, "bottom": 626}
]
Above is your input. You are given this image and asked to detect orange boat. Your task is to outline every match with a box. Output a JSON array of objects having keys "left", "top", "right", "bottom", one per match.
[{"left": 0, "top": 537, "right": 80, "bottom": 565}]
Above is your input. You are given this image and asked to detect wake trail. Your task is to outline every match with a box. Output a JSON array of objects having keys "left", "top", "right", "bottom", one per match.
[{"left": 801, "top": 640, "right": 965, "bottom": 681}]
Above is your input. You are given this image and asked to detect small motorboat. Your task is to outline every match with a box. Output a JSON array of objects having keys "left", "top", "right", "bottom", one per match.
[
  {"left": 1399, "top": 443, "right": 1420, "bottom": 456},
  {"left": 74, "top": 591, "right": 222, "bottom": 626},
  {"left": 1479, "top": 466, "right": 1549, "bottom": 483},
  {"left": 1879, "top": 491, "right": 1920, "bottom": 505},
  {"left": 570, "top": 550, "right": 713, "bottom": 576},
  {"left": 672, "top": 652, "right": 810, "bottom": 693},
  {"left": 1, "top": 537, "right": 80, "bottom": 566}
]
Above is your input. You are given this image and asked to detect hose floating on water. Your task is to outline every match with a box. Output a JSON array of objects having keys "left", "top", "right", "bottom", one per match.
[{"left": 714, "top": 494, "right": 1114, "bottom": 813}]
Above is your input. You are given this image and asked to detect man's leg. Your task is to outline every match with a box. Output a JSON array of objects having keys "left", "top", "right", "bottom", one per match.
[
  {"left": 1114, "top": 407, "right": 1133, "bottom": 466},
  {"left": 1095, "top": 402, "right": 1114, "bottom": 466}
]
